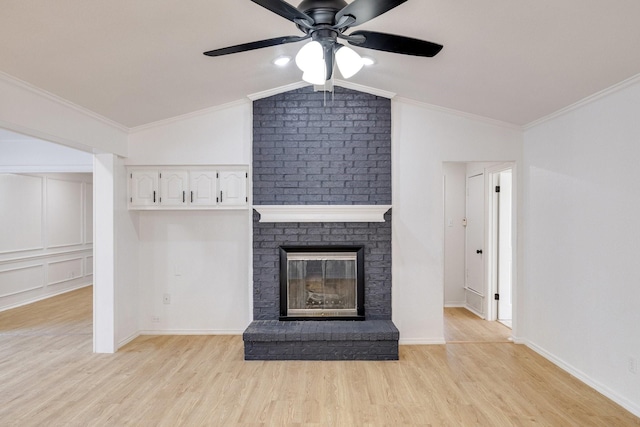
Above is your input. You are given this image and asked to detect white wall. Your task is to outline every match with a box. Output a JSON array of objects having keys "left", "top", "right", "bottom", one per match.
[
  {"left": 0, "top": 73, "right": 127, "bottom": 155},
  {"left": 137, "top": 211, "right": 250, "bottom": 333},
  {"left": 443, "top": 162, "right": 466, "bottom": 306},
  {"left": 0, "top": 173, "right": 93, "bottom": 311},
  {"left": 0, "top": 137, "right": 93, "bottom": 173},
  {"left": 392, "top": 99, "right": 523, "bottom": 344},
  {"left": 115, "top": 157, "right": 140, "bottom": 347},
  {"left": 523, "top": 80, "right": 640, "bottom": 415},
  {"left": 128, "top": 101, "right": 252, "bottom": 334},
  {"left": 126, "top": 101, "right": 251, "bottom": 166}
]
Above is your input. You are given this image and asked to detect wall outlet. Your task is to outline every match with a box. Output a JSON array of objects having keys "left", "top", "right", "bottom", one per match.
[
  {"left": 163, "top": 293, "right": 171, "bottom": 304},
  {"left": 629, "top": 357, "right": 638, "bottom": 374},
  {"left": 151, "top": 316, "right": 160, "bottom": 323}
]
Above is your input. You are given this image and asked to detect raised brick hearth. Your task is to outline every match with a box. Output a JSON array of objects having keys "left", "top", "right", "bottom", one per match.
[
  {"left": 245, "top": 86, "right": 398, "bottom": 360},
  {"left": 244, "top": 320, "right": 399, "bottom": 360}
]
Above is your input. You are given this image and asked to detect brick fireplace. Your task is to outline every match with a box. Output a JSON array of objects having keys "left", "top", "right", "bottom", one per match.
[{"left": 244, "top": 86, "right": 398, "bottom": 360}]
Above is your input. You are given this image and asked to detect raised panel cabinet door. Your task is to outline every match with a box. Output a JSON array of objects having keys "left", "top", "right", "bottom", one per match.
[
  {"left": 159, "top": 170, "right": 188, "bottom": 206},
  {"left": 189, "top": 171, "right": 218, "bottom": 206},
  {"left": 130, "top": 171, "right": 159, "bottom": 207},
  {"left": 219, "top": 171, "right": 248, "bottom": 206}
]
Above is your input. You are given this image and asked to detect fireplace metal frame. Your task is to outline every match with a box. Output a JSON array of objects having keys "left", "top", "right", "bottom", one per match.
[{"left": 279, "top": 245, "right": 365, "bottom": 321}]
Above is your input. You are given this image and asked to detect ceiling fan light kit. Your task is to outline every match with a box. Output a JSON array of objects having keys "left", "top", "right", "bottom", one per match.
[
  {"left": 204, "top": 0, "right": 443, "bottom": 84},
  {"left": 296, "top": 40, "right": 364, "bottom": 83},
  {"left": 335, "top": 45, "right": 364, "bottom": 79}
]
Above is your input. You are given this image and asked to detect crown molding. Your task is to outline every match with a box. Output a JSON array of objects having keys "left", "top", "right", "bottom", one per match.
[
  {"left": 0, "top": 71, "right": 128, "bottom": 133},
  {"left": 0, "top": 165, "right": 92, "bottom": 173},
  {"left": 129, "top": 98, "right": 250, "bottom": 134},
  {"left": 254, "top": 205, "right": 391, "bottom": 223},
  {"left": 393, "top": 96, "right": 523, "bottom": 131},
  {"left": 247, "top": 81, "right": 309, "bottom": 101},
  {"left": 332, "top": 79, "right": 396, "bottom": 99},
  {"left": 248, "top": 79, "right": 396, "bottom": 101},
  {"left": 524, "top": 72, "right": 640, "bottom": 130}
]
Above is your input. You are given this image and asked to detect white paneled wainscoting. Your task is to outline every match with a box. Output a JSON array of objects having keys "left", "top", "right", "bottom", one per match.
[{"left": 0, "top": 172, "right": 93, "bottom": 311}]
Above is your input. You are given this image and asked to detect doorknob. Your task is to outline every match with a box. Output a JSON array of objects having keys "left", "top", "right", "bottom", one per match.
[{"left": 476, "top": 249, "right": 483, "bottom": 254}]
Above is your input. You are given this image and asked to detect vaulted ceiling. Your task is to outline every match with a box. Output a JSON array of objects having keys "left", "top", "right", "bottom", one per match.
[{"left": 2, "top": 1, "right": 640, "bottom": 128}]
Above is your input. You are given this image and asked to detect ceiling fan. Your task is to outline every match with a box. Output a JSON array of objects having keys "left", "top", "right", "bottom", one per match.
[{"left": 203, "top": 0, "right": 443, "bottom": 84}]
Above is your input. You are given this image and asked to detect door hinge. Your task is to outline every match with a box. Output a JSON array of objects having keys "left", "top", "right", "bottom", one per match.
[
  {"left": 159, "top": 173, "right": 162, "bottom": 178},
  {"left": 495, "top": 185, "right": 500, "bottom": 193},
  {"left": 494, "top": 293, "right": 500, "bottom": 300},
  {"left": 216, "top": 172, "right": 219, "bottom": 178},
  {"left": 130, "top": 197, "right": 132, "bottom": 203},
  {"left": 245, "top": 172, "right": 248, "bottom": 178},
  {"left": 130, "top": 173, "right": 132, "bottom": 178},
  {"left": 245, "top": 197, "right": 248, "bottom": 202}
]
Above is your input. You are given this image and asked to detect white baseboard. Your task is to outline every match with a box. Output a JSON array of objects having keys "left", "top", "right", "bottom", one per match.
[
  {"left": 444, "top": 302, "right": 466, "bottom": 308},
  {"left": 138, "top": 329, "right": 245, "bottom": 336},
  {"left": 117, "top": 332, "right": 140, "bottom": 349},
  {"left": 464, "top": 305, "right": 485, "bottom": 319},
  {"left": 0, "top": 282, "right": 92, "bottom": 313},
  {"left": 522, "top": 339, "right": 640, "bottom": 418}
]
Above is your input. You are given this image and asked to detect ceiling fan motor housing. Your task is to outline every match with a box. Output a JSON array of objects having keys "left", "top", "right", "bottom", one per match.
[{"left": 297, "top": 0, "right": 348, "bottom": 25}]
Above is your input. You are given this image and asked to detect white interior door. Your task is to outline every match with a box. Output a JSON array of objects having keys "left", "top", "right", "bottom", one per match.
[
  {"left": 497, "top": 170, "right": 513, "bottom": 322},
  {"left": 465, "top": 173, "right": 485, "bottom": 314}
]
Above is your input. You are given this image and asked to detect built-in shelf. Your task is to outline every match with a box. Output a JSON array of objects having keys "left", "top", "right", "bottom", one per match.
[{"left": 253, "top": 205, "right": 392, "bottom": 223}]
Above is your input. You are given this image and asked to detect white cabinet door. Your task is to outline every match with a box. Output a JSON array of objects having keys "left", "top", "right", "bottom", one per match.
[
  {"left": 189, "top": 171, "right": 218, "bottom": 206},
  {"left": 219, "top": 171, "right": 247, "bottom": 206},
  {"left": 159, "top": 170, "right": 188, "bottom": 206},
  {"left": 130, "top": 170, "right": 159, "bottom": 207}
]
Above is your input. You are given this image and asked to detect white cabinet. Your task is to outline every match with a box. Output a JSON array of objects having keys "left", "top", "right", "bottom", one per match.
[
  {"left": 160, "top": 170, "right": 189, "bottom": 206},
  {"left": 189, "top": 171, "right": 218, "bottom": 206},
  {"left": 128, "top": 166, "right": 248, "bottom": 210},
  {"left": 219, "top": 171, "right": 248, "bottom": 207},
  {"left": 130, "top": 170, "right": 159, "bottom": 207}
]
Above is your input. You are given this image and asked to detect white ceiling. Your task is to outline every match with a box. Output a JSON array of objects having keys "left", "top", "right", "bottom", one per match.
[{"left": 1, "top": 1, "right": 640, "bottom": 128}]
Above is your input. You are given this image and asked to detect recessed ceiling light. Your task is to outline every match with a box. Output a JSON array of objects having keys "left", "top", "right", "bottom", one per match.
[
  {"left": 362, "top": 56, "right": 376, "bottom": 66},
  {"left": 273, "top": 56, "right": 291, "bottom": 66}
]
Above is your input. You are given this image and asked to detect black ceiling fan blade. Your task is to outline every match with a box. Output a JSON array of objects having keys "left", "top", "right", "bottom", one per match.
[
  {"left": 348, "top": 30, "right": 443, "bottom": 57},
  {"left": 203, "top": 35, "right": 308, "bottom": 57},
  {"left": 251, "top": 0, "right": 314, "bottom": 24},
  {"left": 336, "top": 0, "right": 408, "bottom": 27}
]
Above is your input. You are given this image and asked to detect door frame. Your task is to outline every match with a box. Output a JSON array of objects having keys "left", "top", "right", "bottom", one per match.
[{"left": 485, "top": 162, "right": 517, "bottom": 323}]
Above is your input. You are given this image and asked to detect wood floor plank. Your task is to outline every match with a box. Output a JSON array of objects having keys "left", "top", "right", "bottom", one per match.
[{"left": 0, "top": 287, "right": 638, "bottom": 426}]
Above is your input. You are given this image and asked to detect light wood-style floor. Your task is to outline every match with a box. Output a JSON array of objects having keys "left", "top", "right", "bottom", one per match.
[
  {"left": 0, "top": 288, "right": 638, "bottom": 426},
  {"left": 443, "top": 307, "right": 512, "bottom": 343}
]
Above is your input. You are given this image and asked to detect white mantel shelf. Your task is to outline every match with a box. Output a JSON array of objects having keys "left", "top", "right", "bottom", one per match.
[{"left": 254, "top": 205, "right": 392, "bottom": 223}]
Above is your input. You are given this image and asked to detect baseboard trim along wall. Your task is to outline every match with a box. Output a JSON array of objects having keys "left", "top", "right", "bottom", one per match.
[
  {"left": 138, "top": 330, "right": 246, "bottom": 336},
  {"left": 522, "top": 339, "right": 640, "bottom": 418},
  {"left": 0, "top": 282, "right": 91, "bottom": 313}
]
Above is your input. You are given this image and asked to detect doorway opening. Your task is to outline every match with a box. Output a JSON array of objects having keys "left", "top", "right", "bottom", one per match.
[
  {"left": 443, "top": 162, "right": 516, "bottom": 338},
  {"left": 0, "top": 128, "right": 94, "bottom": 349}
]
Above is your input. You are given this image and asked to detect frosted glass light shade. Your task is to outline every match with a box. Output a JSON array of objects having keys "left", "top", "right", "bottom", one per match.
[
  {"left": 295, "top": 41, "right": 323, "bottom": 72},
  {"left": 296, "top": 41, "right": 326, "bottom": 84},
  {"left": 335, "top": 45, "right": 364, "bottom": 79},
  {"left": 302, "top": 64, "right": 326, "bottom": 85}
]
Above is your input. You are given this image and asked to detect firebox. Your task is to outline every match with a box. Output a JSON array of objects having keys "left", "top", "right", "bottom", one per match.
[{"left": 279, "top": 246, "right": 365, "bottom": 320}]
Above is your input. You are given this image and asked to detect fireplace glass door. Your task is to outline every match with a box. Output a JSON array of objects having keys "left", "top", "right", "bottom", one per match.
[{"left": 286, "top": 252, "right": 358, "bottom": 317}]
